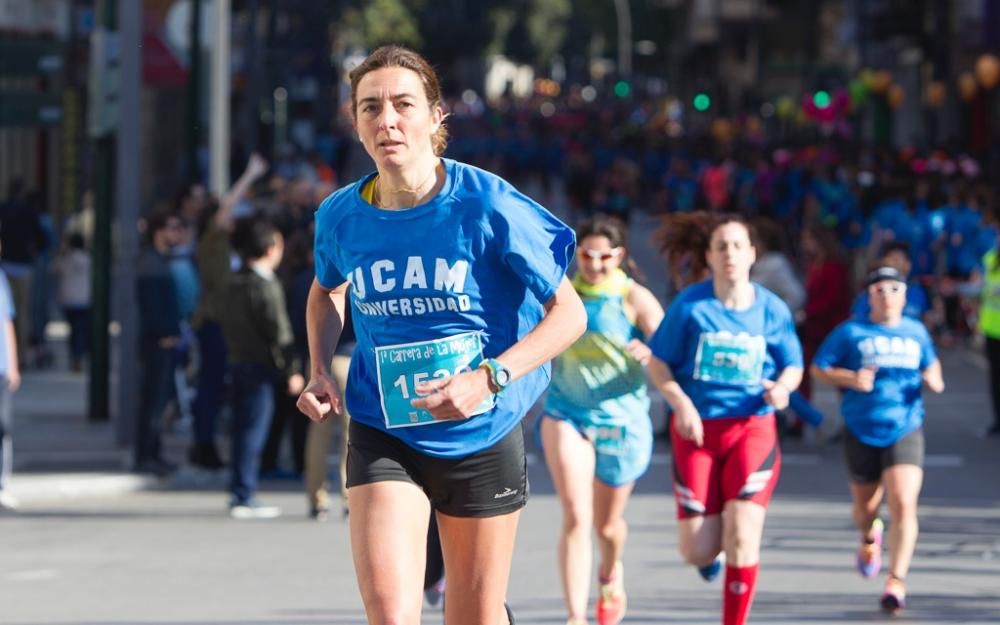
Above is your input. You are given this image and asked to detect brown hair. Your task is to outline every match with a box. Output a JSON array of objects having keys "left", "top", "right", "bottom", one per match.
[
  {"left": 576, "top": 213, "right": 644, "bottom": 281},
  {"left": 349, "top": 45, "right": 449, "bottom": 156},
  {"left": 654, "top": 211, "right": 756, "bottom": 288}
]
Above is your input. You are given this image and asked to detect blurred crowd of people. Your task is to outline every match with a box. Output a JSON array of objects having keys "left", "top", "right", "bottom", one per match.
[{"left": 1, "top": 93, "right": 998, "bottom": 516}]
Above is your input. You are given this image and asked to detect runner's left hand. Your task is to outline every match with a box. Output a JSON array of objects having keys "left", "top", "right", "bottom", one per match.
[
  {"left": 625, "top": 339, "right": 652, "bottom": 366},
  {"left": 411, "top": 368, "right": 493, "bottom": 420},
  {"left": 761, "top": 379, "right": 790, "bottom": 410}
]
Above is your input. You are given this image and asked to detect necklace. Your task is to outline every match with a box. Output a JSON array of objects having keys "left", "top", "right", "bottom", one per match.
[{"left": 374, "top": 160, "right": 440, "bottom": 209}]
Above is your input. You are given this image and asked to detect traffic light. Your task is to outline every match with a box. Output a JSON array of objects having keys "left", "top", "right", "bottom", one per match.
[
  {"left": 693, "top": 92, "right": 711, "bottom": 112},
  {"left": 614, "top": 80, "right": 631, "bottom": 98},
  {"left": 813, "top": 90, "right": 831, "bottom": 109}
]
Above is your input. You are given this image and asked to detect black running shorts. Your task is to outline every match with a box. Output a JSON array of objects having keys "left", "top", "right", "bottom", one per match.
[
  {"left": 346, "top": 420, "right": 528, "bottom": 518},
  {"left": 843, "top": 427, "right": 925, "bottom": 484}
]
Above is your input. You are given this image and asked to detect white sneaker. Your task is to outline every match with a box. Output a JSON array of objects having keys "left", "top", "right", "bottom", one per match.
[
  {"left": 0, "top": 491, "right": 20, "bottom": 512},
  {"left": 229, "top": 500, "right": 281, "bottom": 520}
]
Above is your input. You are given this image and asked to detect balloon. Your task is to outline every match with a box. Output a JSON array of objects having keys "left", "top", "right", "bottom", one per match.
[
  {"left": 848, "top": 80, "right": 868, "bottom": 107},
  {"left": 775, "top": 95, "right": 796, "bottom": 119},
  {"left": 859, "top": 68, "right": 876, "bottom": 89},
  {"left": 925, "top": 81, "right": 947, "bottom": 108},
  {"left": 870, "top": 70, "right": 893, "bottom": 95},
  {"left": 888, "top": 84, "right": 905, "bottom": 109},
  {"left": 958, "top": 72, "right": 978, "bottom": 101},
  {"left": 976, "top": 53, "right": 1000, "bottom": 89}
]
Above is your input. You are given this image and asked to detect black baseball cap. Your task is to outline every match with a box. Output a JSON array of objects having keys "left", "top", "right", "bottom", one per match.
[{"left": 865, "top": 266, "right": 905, "bottom": 288}]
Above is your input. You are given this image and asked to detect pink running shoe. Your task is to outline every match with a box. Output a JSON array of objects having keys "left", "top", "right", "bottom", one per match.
[{"left": 856, "top": 518, "right": 884, "bottom": 578}]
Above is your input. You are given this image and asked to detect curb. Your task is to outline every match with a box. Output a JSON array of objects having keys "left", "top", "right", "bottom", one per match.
[{"left": 7, "top": 473, "right": 159, "bottom": 504}]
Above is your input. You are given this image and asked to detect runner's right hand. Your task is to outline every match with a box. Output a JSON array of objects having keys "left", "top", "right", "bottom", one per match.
[
  {"left": 296, "top": 373, "right": 342, "bottom": 422},
  {"left": 852, "top": 366, "right": 877, "bottom": 393},
  {"left": 673, "top": 397, "right": 704, "bottom": 447}
]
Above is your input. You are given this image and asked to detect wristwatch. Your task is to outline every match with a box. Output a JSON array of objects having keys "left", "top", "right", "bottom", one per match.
[{"left": 479, "top": 358, "right": 512, "bottom": 394}]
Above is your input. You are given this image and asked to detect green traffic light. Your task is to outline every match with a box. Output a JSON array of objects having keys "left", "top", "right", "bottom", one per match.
[
  {"left": 813, "top": 90, "right": 831, "bottom": 108},
  {"left": 614, "top": 80, "right": 631, "bottom": 98},
  {"left": 693, "top": 93, "right": 711, "bottom": 111}
]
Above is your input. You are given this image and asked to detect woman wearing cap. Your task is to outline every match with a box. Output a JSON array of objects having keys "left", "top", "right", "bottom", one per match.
[
  {"left": 812, "top": 265, "right": 944, "bottom": 615},
  {"left": 297, "top": 46, "right": 586, "bottom": 625}
]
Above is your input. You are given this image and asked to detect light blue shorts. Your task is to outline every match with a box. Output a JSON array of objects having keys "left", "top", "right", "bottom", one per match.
[{"left": 539, "top": 408, "right": 653, "bottom": 487}]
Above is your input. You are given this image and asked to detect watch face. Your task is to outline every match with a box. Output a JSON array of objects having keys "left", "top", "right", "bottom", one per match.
[{"left": 496, "top": 366, "right": 512, "bottom": 386}]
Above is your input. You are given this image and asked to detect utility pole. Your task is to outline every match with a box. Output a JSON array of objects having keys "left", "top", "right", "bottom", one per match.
[
  {"left": 88, "top": 0, "right": 116, "bottom": 423},
  {"left": 210, "top": 0, "right": 231, "bottom": 196},
  {"left": 114, "top": 0, "right": 142, "bottom": 449},
  {"left": 187, "top": 0, "right": 202, "bottom": 182},
  {"left": 613, "top": 0, "right": 632, "bottom": 77}
]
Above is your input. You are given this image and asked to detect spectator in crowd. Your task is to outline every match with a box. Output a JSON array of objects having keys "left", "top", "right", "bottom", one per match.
[{"left": 52, "top": 233, "right": 92, "bottom": 372}]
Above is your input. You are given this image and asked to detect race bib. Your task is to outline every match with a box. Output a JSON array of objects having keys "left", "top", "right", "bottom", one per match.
[
  {"left": 585, "top": 423, "right": 628, "bottom": 456},
  {"left": 693, "top": 331, "right": 766, "bottom": 386},
  {"left": 374, "top": 331, "right": 496, "bottom": 429}
]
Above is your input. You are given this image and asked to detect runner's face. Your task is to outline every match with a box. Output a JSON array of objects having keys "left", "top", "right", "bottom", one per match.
[
  {"left": 706, "top": 222, "right": 755, "bottom": 284},
  {"left": 353, "top": 67, "right": 442, "bottom": 170},
  {"left": 869, "top": 280, "right": 906, "bottom": 319},
  {"left": 577, "top": 235, "right": 623, "bottom": 285}
]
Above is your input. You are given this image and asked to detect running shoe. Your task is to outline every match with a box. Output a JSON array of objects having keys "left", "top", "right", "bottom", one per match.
[
  {"left": 856, "top": 518, "right": 884, "bottom": 578},
  {"left": 697, "top": 554, "right": 724, "bottom": 582},
  {"left": 595, "top": 562, "right": 627, "bottom": 625},
  {"left": 880, "top": 576, "right": 906, "bottom": 614},
  {"left": 424, "top": 577, "right": 445, "bottom": 608}
]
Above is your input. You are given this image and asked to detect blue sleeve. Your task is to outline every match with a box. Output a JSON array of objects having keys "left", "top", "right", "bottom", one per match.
[
  {"left": 0, "top": 274, "right": 13, "bottom": 319},
  {"left": 851, "top": 293, "right": 868, "bottom": 318},
  {"left": 650, "top": 297, "right": 686, "bottom": 368},
  {"left": 911, "top": 284, "right": 930, "bottom": 315},
  {"left": 495, "top": 190, "right": 575, "bottom": 303},
  {"left": 813, "top": 325, "right": 847, "bottom": 369},
  {"left": 768, "top": 297, "right": 803, "bottom": 369},
  {"left": 313, "top": 197, "right": 347, "bottom": 289},
  {"left": 918, "top": 325, "right": 937, "bottom": 370}
]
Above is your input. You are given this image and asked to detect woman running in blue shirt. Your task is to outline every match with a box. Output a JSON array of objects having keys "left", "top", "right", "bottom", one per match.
[
  {"left": 296, "top": 46, "right": 586, "bottom": 625},
  {"left": 813, "top": 265, "right": 944, "bottom": 615},
  {"left": 648, "top": 212, "right": 803, "bottom": 625},
  {"left": 540, "top": 215, "right": 664, "bottom": 625}
]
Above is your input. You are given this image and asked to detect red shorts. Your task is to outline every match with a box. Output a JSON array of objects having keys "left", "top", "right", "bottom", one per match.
[{"left": 670, "top": 413, "right": 781, "bottom": 519}]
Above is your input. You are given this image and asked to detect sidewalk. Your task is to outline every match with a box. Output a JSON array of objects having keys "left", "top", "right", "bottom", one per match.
[{"left": 6, "top": 335, "right": 157, "bottom": 504}]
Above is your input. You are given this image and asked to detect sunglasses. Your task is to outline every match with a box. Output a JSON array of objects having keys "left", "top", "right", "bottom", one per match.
[
  {"left": 579, "top": 248, "right": 623, "bottom": 262},
  {"left": 871, "top": 283, "right": 904, "bottom": 295}
]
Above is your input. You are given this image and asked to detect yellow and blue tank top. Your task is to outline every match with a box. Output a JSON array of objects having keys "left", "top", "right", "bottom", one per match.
[{"left": 545, "top": 269, "right": 650, "bottom": 424}]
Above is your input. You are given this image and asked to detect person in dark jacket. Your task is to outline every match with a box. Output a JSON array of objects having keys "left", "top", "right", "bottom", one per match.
[
  {"left": 134, "top": 210, "right": 185, "bottom": 476},
  {"left": 222, "top": 219, "right": 297, "bottom": 519}
]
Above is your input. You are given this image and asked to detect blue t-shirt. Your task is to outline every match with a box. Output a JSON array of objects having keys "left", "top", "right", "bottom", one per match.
[
  {"left": 813, "top": 317, "right": 936, "bottom": 447},
  {"left": 0, "top": 271, "right": 12, "bottom": 376},
  {"left": 313, "top": 159, "right": 574, "bottom": 458},
  {"left": 851, "top": 282, "right": 929, "bottom": 321},
  {"left": 649, "top": 281, "right": 803, "bottom": 419}
]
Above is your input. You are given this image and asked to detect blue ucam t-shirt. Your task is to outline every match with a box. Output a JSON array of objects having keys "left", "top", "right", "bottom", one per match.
[
  {"left": 649, "top": 281, "right": 803, "bottom": 419},
  {"left": 851, "top": 282, "right": 929, "bottom": 321},
  {"left": 813, "top": 317, "right": 936, "bottom": 447},
  {"left": 313, "top": 159, "right": 574, "bottom": 458}
]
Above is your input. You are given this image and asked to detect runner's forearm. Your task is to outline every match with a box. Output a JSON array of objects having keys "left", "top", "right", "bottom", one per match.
[
  {"left": 306, "top": 278, "right": 347, "bottom": 377},
  {"left": 495, "top": 276, "right": 585, "bottom": 382},
  {"left": 774, "top": 366, "right": 803, "bottom": 392},
  {"left": 647, "top": 357, "right": 693, "bottom": 412},
  {"left": 811, "top": 364, "right": 857, "bottom": 389}
]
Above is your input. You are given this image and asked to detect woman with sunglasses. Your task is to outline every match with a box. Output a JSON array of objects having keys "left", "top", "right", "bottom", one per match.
[
  {"left": 646, "top": 212, "right": 803, "bottom": 625},
  {"left": 812, "top": 265, "right": 944, "bottom": 615},
  {"left": 540, "top": 215, "right": 664, "bottom": 625}
]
